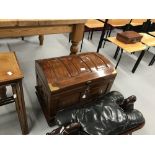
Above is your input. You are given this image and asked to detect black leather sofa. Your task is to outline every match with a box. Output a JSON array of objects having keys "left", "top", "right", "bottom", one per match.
[{"left": 47, "top": 91, "right": 145, "bottom": 135}]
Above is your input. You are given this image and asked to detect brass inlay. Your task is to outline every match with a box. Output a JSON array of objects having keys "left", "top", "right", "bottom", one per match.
[
  {"left": 48, "top": 83, "right": 59, "bottom": 92},
  {"left": 112, "top": 70, "right": 117, "bottom": 74}
]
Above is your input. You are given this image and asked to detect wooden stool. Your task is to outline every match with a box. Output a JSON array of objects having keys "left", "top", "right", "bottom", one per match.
[
  {"left": 108, "top": 37, "right": 146, "bottom": 73},
  {"left": 0, "top": 52, "right": 29, "bottom": 135}
]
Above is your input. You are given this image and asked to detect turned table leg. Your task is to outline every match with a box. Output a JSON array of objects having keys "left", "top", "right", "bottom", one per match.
[
  {"left": 0, "top": 86, "right": 7, "bottom": 98},
  {"left": 70, "top": 24, "right": 85, "bottom": 55},
  {"left": 39, "top": 35, "right": 44, "bottom": 46},
  {"left": 12, "top": 81, "right": 29, "bottom": 135}
]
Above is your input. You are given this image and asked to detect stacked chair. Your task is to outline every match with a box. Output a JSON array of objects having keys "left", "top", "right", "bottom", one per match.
[{"left": 80, "top": 19, "right": 104, "bottom": 51}]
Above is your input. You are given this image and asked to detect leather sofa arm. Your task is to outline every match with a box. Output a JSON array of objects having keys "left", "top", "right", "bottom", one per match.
[
  {"left": 103, "top": 91, "right": 124, "bottom": 105},
  {"left": 120, "top": 95, "right": 136, "bottom": 111},
  {"left": 46, "top": 122, "right": 81, "bottom": 135}
]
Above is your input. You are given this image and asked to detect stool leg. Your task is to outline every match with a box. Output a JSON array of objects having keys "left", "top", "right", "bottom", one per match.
[
  {"left": 12, "top": 81, "right": 29, "bottom": 135},
  {"left": 0, "top": 86, "right": 7, "bottom": 98},
  {"left": 39, "top": 35, "right": 44, "bottom": 46},
  {"left": 149, "top": 55, "right": 155, "bottom": 66}
]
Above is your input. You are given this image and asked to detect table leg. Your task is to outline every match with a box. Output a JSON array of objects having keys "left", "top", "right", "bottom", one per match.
[
  {"left": 21, "top": 37, "right": 24, "bottom": 40},
  {"left": 115, "top": 49, "right": 123, "bottom": 69},
  {"left": 70, "top": 24, "right": 85, "bottom": 55},
  {"left": 0, "top": 86, "right": 7, "bottom": 98},
  {"left": 132, "top": 50, "right": 146, "bottom": 73},
  {"left": 12, "top": 81, "right": 29, "bottom": 135},
  {"left": 149, "top": 54, "right": 155, "bottom": 66},
  {"left": 39, "top": 35, "right": 44, "bottom": 46},
  {"left": 114, "top": 46, "right": 120, "bottom": 59}
]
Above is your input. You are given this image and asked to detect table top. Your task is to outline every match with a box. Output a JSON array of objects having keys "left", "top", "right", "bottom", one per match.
[
  {"left": 108, "top": 37, "right": 146, "bottom": 53},
  {"left": 140, "top": 33, "right": 155, "bottom": 46},
  {"left": 130, "top": 19, "right": 147, "bottom": 26},
  {"left": 149, "top": 31, "right": 155, "bottom": 36},
  {"left": 0, "top": 19, "right": 87, "bottom": 27},
  {"left": 85, "top": 19, "right": 104, "bottom": 28},
  {"left": 0, "top": 52, "right": 23, "bottom": 83}
]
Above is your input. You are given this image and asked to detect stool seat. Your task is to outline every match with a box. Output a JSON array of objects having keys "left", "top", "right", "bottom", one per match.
[{"left": 0, "top": 52, "right": 23, "bottom": 83}]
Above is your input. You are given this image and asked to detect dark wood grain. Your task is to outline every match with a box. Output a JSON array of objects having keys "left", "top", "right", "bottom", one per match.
[{"left": 35, "top": 52, "right": 117, "bottom": 125}]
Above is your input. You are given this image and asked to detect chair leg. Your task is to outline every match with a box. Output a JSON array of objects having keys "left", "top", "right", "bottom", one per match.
[
  {"left": 97, "top": 19, "right": 108, "bottom": 52},
  {"left": 108, "top": 27, "right": 112, "bottom": 37},
  {"left": 149, "top": 54, "right": 155, "bottom": 66},
  {"left": 102, "top": 30, "right": 109, "bottom": 48},
  {"left": 132, "top": 50, "right": 146, "bottom": 73},
  {"left": 115, "top": 49, "right": 123, "bottom": 69},
  {"left": 90, "top": 29, "right": 94, "bottom": 40},
  {"left": 69, "top": 33, "right": 71, "bottom": 43},
  {"left": 87, "top": 30, "right": 91, "bottom": 40},
  {"left": 114, "top": 46, "right": 120, "bottom": 59},
  {"left": 80, "top": 32, "right": 85, "bottom": 52},
  {"left": 39, "top": 35, "right": 44, "bottom": 46}
]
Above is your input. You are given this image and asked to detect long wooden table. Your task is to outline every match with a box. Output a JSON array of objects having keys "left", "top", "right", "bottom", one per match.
[{"left": 0, "top": 19, "right": 86, "bottom": 55}]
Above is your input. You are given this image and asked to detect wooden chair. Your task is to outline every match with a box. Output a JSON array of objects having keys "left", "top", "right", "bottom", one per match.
[
  {"left": 147, "top": 19, "right": 155, "bottom": 32},
  {"left": 107, "top": 36, "right": 146, "bottom": 73},
  {"left": 97, "top": 19, "right": 131, "bottom": 52},
  {"left": 140, "top": 33, "right": 155, "bottom": 66},
  {"left": 80, "top": 19, "right": 104, "bottom": 51},
  {"left": 128, "top": 19, "right": 149, "bottom": 32}
]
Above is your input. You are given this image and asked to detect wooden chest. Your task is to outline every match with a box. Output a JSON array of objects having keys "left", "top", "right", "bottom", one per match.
[
  {"left": 35, "top": 52, "right": 117, "bottom": 125},
  {"left": 116, "top": 31, "right": 143, "bottom": 44}
]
